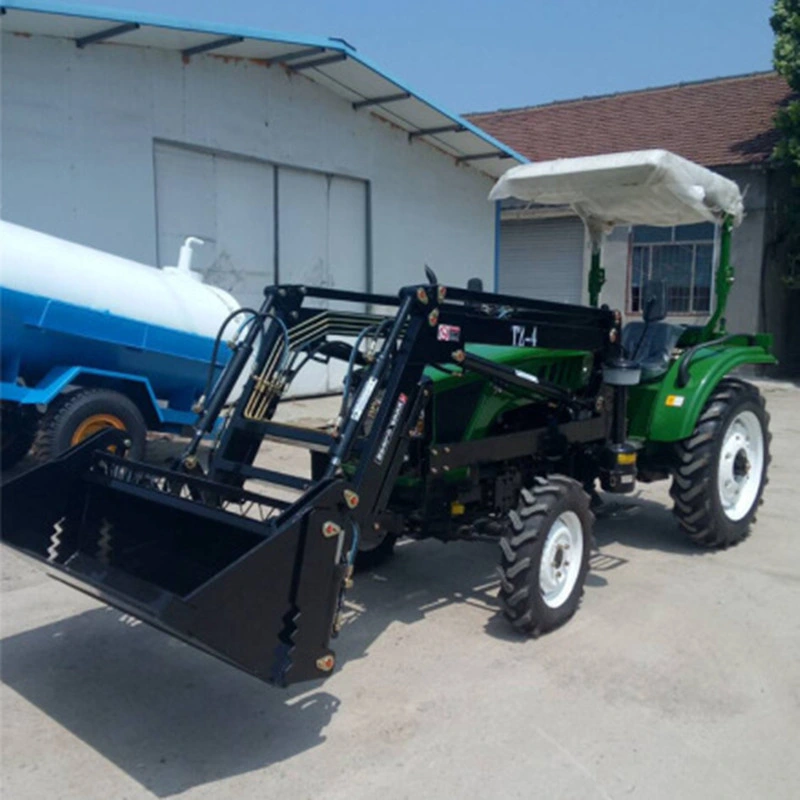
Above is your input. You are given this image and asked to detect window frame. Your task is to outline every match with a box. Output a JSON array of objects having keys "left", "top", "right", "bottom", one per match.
[{"left": 625, "top": 223, "right": 719, "bottom": 317}]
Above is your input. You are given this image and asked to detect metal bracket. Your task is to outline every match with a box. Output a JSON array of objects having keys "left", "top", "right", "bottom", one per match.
[
  {"left": 353, "top": 92, "right": 411, "bottom": 110},
  {"left": 409, "top": 124, "right": 465, "bottom": 140},
  {"left": 292, "top": 53, "right": 347, "bottom": 71},
  {"left": 182, "top": 36, "right": 244, "bottom": 58},
  {"left": 455, "top": 152, "right": 511, "bottom": 164},
  {"left": 75, "top": 22, "right": 139, "bottom": 49}
]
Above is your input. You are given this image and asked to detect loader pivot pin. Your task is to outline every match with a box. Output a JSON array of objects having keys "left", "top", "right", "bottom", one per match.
[
  {"left": 322, "top": 521, "right": 343, "bottom": 538},
  {"left": 316, "top": 654, "right": 336, "bottom": 672},
  {"left": 416, "top": 287, "right": 429, "bottom": 304},
  {"left": 343, "top": 489, "right": 359, "bottom": 509},
  {"left": 428, "top": 308, "right": 440, "bottom": 326},
  {"left": 437, "top": 285, "right": 447, "bottom": 302}
]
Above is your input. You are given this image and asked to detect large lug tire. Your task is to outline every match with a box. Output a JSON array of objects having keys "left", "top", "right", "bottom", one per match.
[
  {"left": 498, "top": 475, "right": 593, "bottom": 636},
  {"left": 354, "top": 533, "right": 397, "bottom": 572},
  {"left": 670, "top": 378, "right": 770, "bottom": 548},
  {"left": 33, "top": 389, "right": 147, "bottom": 462},
  {"left": 0, "top": 404, "right": 39, "bottom": 470}
]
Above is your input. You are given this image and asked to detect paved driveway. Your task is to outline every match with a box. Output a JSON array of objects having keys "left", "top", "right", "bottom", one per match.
[{"left": 2, "top": 381, "right": 798, "bottom": 799}]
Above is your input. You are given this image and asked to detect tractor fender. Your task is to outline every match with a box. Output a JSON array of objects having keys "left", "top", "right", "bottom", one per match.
[{"left": 641, "top": 344, "right": 776, "bottom": 442}]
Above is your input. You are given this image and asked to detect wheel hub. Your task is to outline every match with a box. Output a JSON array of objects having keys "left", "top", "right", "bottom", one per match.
[
  {"left": 539, "top": 511, "right": 583, "bottom": 609},
  {"left": 717, "top": 410, "right": 764, "bottom": 522}
]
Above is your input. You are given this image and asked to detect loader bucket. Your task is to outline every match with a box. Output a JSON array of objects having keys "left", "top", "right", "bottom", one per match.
[{"left": 0, "top": 431, "right": 351, "bottom": 686}]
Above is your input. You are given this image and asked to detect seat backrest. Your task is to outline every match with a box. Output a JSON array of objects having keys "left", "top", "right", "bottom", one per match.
[{"left": 622, "top": 321, "right": 685, "bottom": 380}]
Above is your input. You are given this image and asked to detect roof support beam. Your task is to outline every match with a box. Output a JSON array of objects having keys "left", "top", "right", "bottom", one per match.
[
  {"left": 75, "top": 22, "right": 139, "bottom": 49},
  {"left": 455, "top": 152, "right": 512, "bottom": 163},
  {"left": 408, "top": 124, "right": 465, "bottom": 140},
  {"left": 269, "top": 46, "right": 324, "bottom": 64},
  {"left": 292, "top": 53, "right": 347, "bottom": 71},
  {"left": 182, "top": 35, "right": 244, "bottom": 58},
  {"left": 352, "top": 92, "right": 410, "bottom": 110}
]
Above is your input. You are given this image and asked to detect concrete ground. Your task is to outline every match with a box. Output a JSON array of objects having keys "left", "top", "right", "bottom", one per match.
[{"left": 1, "top": 382, "right": 799, "bottom": 799}]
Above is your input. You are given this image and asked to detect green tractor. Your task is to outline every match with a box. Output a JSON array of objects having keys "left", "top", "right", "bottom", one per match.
[{"left": 0, "top": 150, "right": 774, "bottom": 685}]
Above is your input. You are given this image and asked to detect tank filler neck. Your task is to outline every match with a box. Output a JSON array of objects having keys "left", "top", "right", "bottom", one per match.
[{"left": 177, "top": 237, "right": 205, "bottom": 275}]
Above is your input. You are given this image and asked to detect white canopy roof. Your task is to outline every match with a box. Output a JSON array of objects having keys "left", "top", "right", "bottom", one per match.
[{"left": 489, "top": 149, "right": 744, "bottom": 244}]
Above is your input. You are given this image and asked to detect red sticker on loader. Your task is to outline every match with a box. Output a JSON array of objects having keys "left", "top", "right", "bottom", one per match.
[{"left": 437, "top": 324, "right": 461, "bottom": 342}]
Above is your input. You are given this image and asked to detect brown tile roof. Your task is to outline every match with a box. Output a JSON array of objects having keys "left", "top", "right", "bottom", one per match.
[{"left": 467, "top": 72, "right": 793, "bottom": 167}]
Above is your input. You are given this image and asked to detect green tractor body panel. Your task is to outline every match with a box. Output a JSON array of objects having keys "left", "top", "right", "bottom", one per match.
[
  {"left": 424, "top": 345, "right": 592, "bottom": 442},
  {"left": 629, "top": 337, "right": 776, "bottom": 442},
  {"left": 390, "top": 346, "right": 594, "bottom": 488}
]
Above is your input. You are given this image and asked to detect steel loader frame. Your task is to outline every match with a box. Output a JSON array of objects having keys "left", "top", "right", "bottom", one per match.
[{"left": 1, "top": 280, "right": 618, "bottom": 686}]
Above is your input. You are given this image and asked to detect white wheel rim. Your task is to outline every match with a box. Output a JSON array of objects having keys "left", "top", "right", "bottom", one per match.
[
  {"left": 717, "top": 410, "right": 764, "bottom": 522},
  {"left": 539, "top": 511, "right": 583, "bottom": 609}
]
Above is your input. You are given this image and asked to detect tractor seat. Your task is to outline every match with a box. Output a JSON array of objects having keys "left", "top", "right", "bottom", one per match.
[{"left": 621, "top": 321, "right": 685, "bottom": 381}]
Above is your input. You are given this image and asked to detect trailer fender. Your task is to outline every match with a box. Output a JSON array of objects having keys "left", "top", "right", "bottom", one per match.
[
  {"left": 632, "top": 344, "right": 776, "bottom": 443},
  {"left": 3, "top": 366, "right": 167, "bottom": 426}
]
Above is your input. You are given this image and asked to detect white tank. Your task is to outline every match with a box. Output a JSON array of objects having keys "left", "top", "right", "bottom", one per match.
[{"left": 0, "top": 220, "right": 242, "bottom": 337}]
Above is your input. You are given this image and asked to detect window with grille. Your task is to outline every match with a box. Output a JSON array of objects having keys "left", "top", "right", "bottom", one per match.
[{"left": 629, "top": 222, "right": 716, "bottom": 314}]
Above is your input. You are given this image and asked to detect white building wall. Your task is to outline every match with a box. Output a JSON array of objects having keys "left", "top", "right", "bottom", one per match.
[{"left": 0, "top": 32, "right": 496, "bottom": 292}]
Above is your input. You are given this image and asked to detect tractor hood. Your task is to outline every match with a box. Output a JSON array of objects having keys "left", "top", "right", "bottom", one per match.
[{"left": 489, "top": 149, "right": 744, "bottom": 247}]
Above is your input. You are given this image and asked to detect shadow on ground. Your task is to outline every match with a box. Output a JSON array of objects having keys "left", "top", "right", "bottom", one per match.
[
  {"left": 1, "top": 491, "right": 703, "bottom": 795},
  {"left": 1, "top": 607, "right": 338, "bottom": 796}
]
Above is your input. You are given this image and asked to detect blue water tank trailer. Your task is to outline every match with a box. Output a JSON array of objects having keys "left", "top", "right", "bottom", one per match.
[{"left": 0, "top": 221, "right": 243, "bottom": 467}]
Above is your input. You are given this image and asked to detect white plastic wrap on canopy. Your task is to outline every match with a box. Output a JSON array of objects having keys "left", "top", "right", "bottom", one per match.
[{"left": 489, "top": 150, "right": 744, "bottom": 246}]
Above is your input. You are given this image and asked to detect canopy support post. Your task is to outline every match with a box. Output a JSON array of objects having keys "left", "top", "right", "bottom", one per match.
[
  {"left": 702, "top": 214, "right": 734, "bottom": 340},
  {"left": 588, "top": 246, "right": 605, "bottom": 308}
]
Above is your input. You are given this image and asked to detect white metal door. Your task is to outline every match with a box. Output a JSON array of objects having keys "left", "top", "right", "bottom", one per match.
[
  {"left": 154, "top": 143, "right": 275, "bottom": 312},
  {"left": 278, "top": 167, "right": 367, "bottom": 394},
  {"left": 499, "top": 218, "right": 586, "bottom": 304}
]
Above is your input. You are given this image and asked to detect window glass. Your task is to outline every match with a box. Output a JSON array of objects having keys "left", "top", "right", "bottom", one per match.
[
  {"left": 693, "top": 243, "right": 713, "bottom": 312},
  {"left": 632, "top": 225, "right": 672, "bottom": 244},
  {"left": 628, "top": 225, "right": 716, "bottom": 314},
  {"left": 675, "top": 222, "right": 715, "bottom": 242},
  {"left": 652, "top": 244, "right": 693, "bottom": 312},
  {"left": 630, "top": 247, "right": 648, "bottom": 312}
]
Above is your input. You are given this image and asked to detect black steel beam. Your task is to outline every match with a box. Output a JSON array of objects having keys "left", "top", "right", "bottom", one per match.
[
  {"left": 455, "top": 151, "right": 512, "bottom": 163},
  {"left": 292, "top": 53, "right": 347, "bottom": 70},
  {"left": 75, "top": 22, "right": 139, "bottom": 49},
  {"left": 352, "top": 91, "right": 410, "bottom": 110},
  {"left": 429, "top": 416, "right": 608, "bottom": 472},
  {"left": 408, "top": 124, "right": 465, "bottom": 140},
  {"left": 269, "top": 46, "right": 324, "bottom": 64},
  {"left": 182, "top": 35, "right": 244, "bottom": 58}
]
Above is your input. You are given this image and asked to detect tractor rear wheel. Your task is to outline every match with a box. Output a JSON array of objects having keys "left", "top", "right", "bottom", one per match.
[
  {"left": 671, "top": 378, "right": 770, "bottom": 548},
  {"left": 33, "top": 389, "right": 147, "bottom": 462},
  {"left": 498, "top": 475, "right": 593, "bottom": 636}
]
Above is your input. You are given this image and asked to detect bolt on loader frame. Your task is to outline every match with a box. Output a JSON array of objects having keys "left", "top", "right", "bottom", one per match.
[{"left": 2, "top": 279, "right": 622, "bottom": 685}]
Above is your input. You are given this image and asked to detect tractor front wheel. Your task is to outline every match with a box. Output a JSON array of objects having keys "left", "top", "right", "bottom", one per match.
[
  {"left": 671, "top": 378, "right": 770, "bottom": 548},
  {"left": 498, "top": 475, "right": 593, "bottom": 636},
  {"left": 354, "top": 533, "right": 397, "bottom": 571}
]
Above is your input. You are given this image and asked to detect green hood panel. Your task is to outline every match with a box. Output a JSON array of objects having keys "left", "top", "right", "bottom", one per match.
[{"left": 424, "top": 345, "right": 592, "bottom": 392}]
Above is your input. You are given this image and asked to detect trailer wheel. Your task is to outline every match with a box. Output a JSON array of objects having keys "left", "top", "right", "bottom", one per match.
[
  {"left": 33, "top": 389, "right": 147, "bottom": 461},
  {"left": 670, "top": 378, "right": 770, "bottom": 548},
  {"left": 0, "top": 404, "right": 39, "bottom": 469},
  {"left": 498, "top": 475, "right": 593, "bottom": 636}
]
